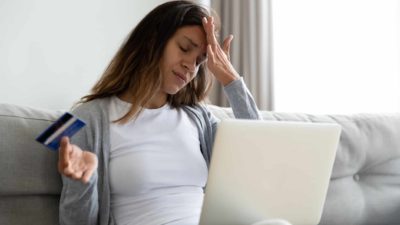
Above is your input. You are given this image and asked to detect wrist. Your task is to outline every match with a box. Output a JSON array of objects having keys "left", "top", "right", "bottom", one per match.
[{"left": 220, "top": 71, "right": 240, "bottom": 86}]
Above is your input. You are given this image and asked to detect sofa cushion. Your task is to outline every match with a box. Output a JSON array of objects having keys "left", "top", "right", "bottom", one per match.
[
  {"left": 208, "top": 105, "right": 400, "bottom": 225},
  {"left": 0, "top": 195, "right": 59, "bottom": 225},
  {"left": 0, "top": 103, "right": 63, "bottom": 195}
]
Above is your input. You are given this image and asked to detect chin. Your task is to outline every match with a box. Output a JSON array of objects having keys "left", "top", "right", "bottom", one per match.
[
  {"left": 164, "top": 88, "right": 181, "bottom": 95},
  {"left": 164, "top": 85, "right": 186, "bottom": 95}
]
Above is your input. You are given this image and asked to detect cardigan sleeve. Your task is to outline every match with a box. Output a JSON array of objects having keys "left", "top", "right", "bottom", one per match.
[
  {"left": 223, "top": 77, "right": 262, "bottom": 120},
  {"left": 59, "top": 104, "right": 101, "bottom": 225}
]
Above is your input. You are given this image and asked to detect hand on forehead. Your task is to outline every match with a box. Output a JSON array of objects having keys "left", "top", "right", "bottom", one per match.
[{"left": 202, "top": 16, "right": 219, "bottom": 46}]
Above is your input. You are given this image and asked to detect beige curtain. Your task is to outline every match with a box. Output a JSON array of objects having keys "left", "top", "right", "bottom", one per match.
[{"left": 208, "top": 0, "right": 274, "bottom": 110}]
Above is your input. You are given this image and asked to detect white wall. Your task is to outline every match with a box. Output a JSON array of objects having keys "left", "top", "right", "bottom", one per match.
[
  {"left": 0, "top": 0, "right": 167, "bottom": 110},
  {"left": 272, "top": 0, "right": 400, "bottom": 114}
]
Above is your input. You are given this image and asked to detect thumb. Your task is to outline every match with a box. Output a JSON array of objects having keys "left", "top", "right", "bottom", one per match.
[
  {"left": 59, "top": 136, "right": 71, "bottom": 162},
  {"left": 222, "top": 34, "right": 233, "bottom": 57},
  {"left": 60, "top": 136, "right": 69, "bottom": 147}
]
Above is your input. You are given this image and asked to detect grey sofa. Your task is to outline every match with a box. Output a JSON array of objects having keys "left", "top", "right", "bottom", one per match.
[{"left": 1, "top": 103, "right": 400, "bottom": 225}]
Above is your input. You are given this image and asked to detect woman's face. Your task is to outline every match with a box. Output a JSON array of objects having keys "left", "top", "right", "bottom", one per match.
[{"left": 159, "top": 25, "right": 207, "bottom": 95}]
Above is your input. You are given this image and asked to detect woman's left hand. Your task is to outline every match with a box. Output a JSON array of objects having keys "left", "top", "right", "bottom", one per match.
[{"left": 202, "top": 16, "right": 240, "bottom": 86}]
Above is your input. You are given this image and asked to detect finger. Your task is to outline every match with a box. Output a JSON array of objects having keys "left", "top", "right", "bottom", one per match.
[
  {"left": 209, "top": 17, "right": 219, "bottom": 46},
  {"left": 222, "top": 35, "right": 233, "bottom": 56},
  {"left": 82, "top": 167, "right": 95, "bottom": 184},
  {"left": 222, "top": 35, "right": 233, "bottom": 60},
  {"left": 59, "top": 136, "right": 71, "bottom": 167},
  {"left": 207, "top": 44, "right": 215, "bottom": 65},
  {"left": 63, "top": 166, "right": 74, "bottom": 176},
  {"left": 203, "top": 16, "right": 218, "bottom": 46}
]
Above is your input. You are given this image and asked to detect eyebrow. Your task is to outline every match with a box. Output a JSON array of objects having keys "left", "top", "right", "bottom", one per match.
[
  {"left": 183, "top": 36, "right": 199, "bottom": 48},
  {"left": 182, "top": 35, "right": 208, "bottom": 62}
]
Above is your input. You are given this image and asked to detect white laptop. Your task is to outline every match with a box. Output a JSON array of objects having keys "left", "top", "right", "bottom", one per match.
[{"left": 199, "top": 119, "right": 341, "bottom": 225}]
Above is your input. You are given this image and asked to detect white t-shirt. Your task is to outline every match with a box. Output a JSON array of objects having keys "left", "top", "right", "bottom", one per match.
[{"left": 108, "top": 96, "right": 208, "bottom": 225}]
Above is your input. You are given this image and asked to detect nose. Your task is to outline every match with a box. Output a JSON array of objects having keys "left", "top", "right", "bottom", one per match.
[{"left": 182, "top": 56, "right": 196, "bottom": 73}]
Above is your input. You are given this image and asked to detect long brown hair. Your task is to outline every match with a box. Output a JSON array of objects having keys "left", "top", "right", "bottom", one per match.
[{"left": 77, "top": 1, "right": 217, "bottom": 124}]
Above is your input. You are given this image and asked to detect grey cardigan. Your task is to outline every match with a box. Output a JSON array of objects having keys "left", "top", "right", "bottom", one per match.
[{"left": 59, "top": 78, "right": 261, "bottom": 225}]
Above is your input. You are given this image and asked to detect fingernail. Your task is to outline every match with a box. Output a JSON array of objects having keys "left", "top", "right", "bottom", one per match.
[{"left": 203, "top": 17, "right": 207, "bottom": 23}]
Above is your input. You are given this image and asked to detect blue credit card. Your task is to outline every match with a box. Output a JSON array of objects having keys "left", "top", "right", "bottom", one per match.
[{"left": 36, "top": 112, "right": 86, "bottom": 151}]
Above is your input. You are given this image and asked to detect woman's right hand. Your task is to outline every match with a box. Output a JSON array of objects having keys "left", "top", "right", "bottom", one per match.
[{"left": 58, "top": 136, "right": 98, "bottom": 183}]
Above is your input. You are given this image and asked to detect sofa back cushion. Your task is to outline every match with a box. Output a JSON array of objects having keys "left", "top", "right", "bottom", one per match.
[
  {"left": 209, "top": 105, "right": 400, "bottom": 225},
  {"left": 0, "top": 103, "right": 63, "bottom": 225}
]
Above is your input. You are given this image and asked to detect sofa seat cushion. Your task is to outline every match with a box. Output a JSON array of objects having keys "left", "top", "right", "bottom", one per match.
[{"left": 0, "top": 103, "right": 63, "bottom": 196}]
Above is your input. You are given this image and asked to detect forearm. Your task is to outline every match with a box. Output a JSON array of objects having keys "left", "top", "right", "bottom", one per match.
[
  {"left": 223, "top": 77, "right": 261, "bottom": 120},
  {"left": 59, "top": 172, "right": 99, "bottom": 225}
]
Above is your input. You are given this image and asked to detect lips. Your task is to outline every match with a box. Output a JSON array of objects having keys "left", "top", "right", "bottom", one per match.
[{"left": 173, "top": 71, "right": 187, "bottom": 83}]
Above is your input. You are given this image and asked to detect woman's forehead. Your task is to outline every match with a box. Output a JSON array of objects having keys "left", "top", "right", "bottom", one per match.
[{"left": 174, "top": 26, "right": 207, "bottom": 49}]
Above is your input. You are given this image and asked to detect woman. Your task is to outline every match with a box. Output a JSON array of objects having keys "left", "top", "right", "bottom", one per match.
[{"left": 58, "top": 1, "right": 271, "bottom": 225}]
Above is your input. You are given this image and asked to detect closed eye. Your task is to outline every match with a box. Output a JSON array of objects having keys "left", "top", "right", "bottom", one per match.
[{"left": 179, "top": 46, "right": 188, "bottom": 53}]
